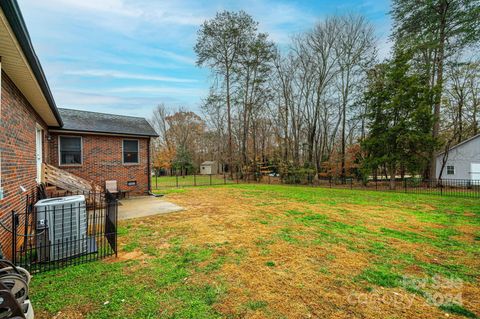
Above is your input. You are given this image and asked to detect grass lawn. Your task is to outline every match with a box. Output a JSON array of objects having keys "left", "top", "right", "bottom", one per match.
[{"left": 31, "top": 184, "right": 480, "bottom": 318}]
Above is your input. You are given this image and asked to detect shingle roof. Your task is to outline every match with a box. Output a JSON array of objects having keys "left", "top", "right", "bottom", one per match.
[{"left": 57, "top": 108, "right": 158, "bottom": 137}]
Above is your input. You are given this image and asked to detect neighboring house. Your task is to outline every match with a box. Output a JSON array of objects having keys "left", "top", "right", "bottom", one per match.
[
  {"left": 200, "top": 161, "right": 222, "bottom": 175},
  {"left": 0, "top": 0, "right": 157, "bottom": 253},
  {"left": 435, "top": 133, "right": 480, "bottom": 181}
]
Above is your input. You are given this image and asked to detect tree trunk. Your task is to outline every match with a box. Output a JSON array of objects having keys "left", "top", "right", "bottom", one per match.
[
  {"left": 389, "top": 164, "right": 396, "bottom": 190},
  {"left": 284, "top": 101, "right": 289, "bottom": 163},
  {"left": 429, "top": 0, "right": 448, "bottom": 179},
  {"left": 473, "top": 105, "right": 478, "bottom": 135},
  {"left": 341, "top": 103, "right": 346, "bottom": 180},
  {"left": 457, "top": 98, "right": 463, "bottom": 143},
  {"left": 226, "top": 68, "right": 233, "bottom": 178}
]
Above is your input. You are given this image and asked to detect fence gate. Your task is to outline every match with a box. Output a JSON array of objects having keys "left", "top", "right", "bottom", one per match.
[{"left": 105, "top": 193, "right": 118, "bottom": 255}]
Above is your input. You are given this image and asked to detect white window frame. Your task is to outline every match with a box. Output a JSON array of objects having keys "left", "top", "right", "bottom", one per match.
[
  {"left": 58, "top": 135, "right": 83, "bottom": 166},
  {"left": 122, "top": 139, "right": 140, "bottom": 165},
  {"left": 446, "top": 165, "right": 455, "bottom": 175}
]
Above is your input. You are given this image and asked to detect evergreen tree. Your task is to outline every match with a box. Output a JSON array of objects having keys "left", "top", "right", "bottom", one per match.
[
  {"left": 391, "top": 0, "right": 480, "bottom": 178},
  {"left": 173, "top": 146, "right": 194, "bottom": 176},
  {"left": 362, "top": 51, "right": 435, "bottom": 189}
]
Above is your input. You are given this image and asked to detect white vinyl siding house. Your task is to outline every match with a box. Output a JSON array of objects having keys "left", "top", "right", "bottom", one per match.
[{"left": 436, "top": 134, "right": 480, "bottom": 181}]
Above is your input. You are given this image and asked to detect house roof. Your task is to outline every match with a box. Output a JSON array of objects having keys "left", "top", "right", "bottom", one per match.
[
  {"left": 202, "top": 161, "right": 216, "bottom": 165},
  {"left": 0, "top": 0, "right": 62, "bottom": 126},
  {"left": 436, "top": 133, "right": 480, "bottom": 156},
  {"left": 55, "top": 108, "right": 159, "bottom": 137}
]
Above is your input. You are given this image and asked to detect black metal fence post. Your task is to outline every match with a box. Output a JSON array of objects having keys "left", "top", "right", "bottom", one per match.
[
  {"left": 11, "top": 211, "right": 17, "bottom": 265},
  {"left": 115, "top": 196, "right": 118, "bottom": 257},
  {"left": 194, "top": 173, "right": 197, "bottom": 186},
  {"left": 210, "top": 174, "right": 212, "bottom": 185},
  {"left": 176, "top": 174, "right": 179, "bottom": 188}
]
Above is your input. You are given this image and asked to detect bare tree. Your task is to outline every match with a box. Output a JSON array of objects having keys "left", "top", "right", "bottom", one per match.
[
  {"left": 195, "top": 11, "right": 258, "bottom": 176},
  {"left": 334, "top": 15, "right": 376, "bottom": 179}
]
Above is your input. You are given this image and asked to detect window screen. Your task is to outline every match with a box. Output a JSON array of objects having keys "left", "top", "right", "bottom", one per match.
[
  {"left": 446, "top": 165, "right": 454, "bottom": 175},
  {"left": 59, "top": 136, "right": 82, "bottom": 165},
  {"left": 123, "top": 140, "right": 139, "bottom": 164}
]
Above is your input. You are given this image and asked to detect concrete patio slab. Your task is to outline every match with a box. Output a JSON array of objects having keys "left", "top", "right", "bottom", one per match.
[{"left": 118, "top": 196, "right": 183, "bottom": 220}]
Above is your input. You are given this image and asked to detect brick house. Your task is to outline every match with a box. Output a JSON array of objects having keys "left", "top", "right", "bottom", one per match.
[
  {"left": 0, "top": 0, "right": 157, "bottom": 254},
  {"left": 48, "top": 108, "right": 158, "bottom": 195}
]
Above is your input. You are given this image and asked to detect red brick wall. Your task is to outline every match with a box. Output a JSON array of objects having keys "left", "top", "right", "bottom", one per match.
[
  {"left": 0, "top": 71, "right": 50, "bottom": 256},
  {"left": 49, "top": 133, "right": 150, "bottom": 195}
]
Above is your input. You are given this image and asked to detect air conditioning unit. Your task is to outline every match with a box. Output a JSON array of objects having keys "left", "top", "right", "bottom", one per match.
[{"left": 34, "top": 195, "right": 87, "bottom": 262}]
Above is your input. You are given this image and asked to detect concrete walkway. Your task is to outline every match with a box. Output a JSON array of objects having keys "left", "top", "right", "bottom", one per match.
[{"left": 118, "top": 196, "right": 183, "bottom": 220}]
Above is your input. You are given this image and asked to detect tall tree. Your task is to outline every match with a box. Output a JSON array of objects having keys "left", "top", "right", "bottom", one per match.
[
  {"left": 236, "top": 33, "right": 275, "bottom": 169},
  {"left": 391, "top": 0, "right": 480, "bottom": 178},
  {"left": 362, "top": 51, "right": 435, "bottom": 189},
  {"left": 195, "top": 11, "right": 258, "bottom": 176},
  {"left": 303, "top": 17, "right": 341, "bottom": 169},
  {"left": 335, "top": 14, "right": 376, "bottom": 179}
]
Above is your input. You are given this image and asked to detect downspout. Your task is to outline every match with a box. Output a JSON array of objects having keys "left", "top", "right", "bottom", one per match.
[
  {"left": 147, "top": 137, "right": 151, "bottom": 194},
  {"left": 0, "top": 57, "right": 3, "bottom": 201},
  {"left": 147, "top": 138, "right": 162, "bottom": 197}
]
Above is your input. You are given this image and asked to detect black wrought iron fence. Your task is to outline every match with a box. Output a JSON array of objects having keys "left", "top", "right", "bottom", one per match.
[
  {"left": 152, "top": 173, "right": 236, "bottom": 189},
  {"left": 276, "top": 175, "right": 480, "bottom": 198},
  {"left": 152, "top": 172, "right": 480, "bottom": 199},
  {"left": 5, "top": 191, "right": 118, "bottom": 273}
]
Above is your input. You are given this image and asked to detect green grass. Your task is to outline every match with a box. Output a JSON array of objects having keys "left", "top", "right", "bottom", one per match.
[
  {"left": 31, "top": 239, "right": 225, "bottom": 318},
  {"left": 439, "top": 304, "right": 478, "bottom": 318},
  {"left": 30, "top": 184, "right": 480, "bottom": 318},
  {"left": 356, "top": 265, "right": 403, "bottom": 288},
  {"left": 245, "top": 300, "right": 268, "bottom": 311}
]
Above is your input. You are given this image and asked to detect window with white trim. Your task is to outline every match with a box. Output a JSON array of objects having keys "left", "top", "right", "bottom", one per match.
[
  {"left": 446, "top": 165, "right": 455, "bottom": 175},
  {"left": 123, "top": 140, "right": 139, "bottom": 164},
  {"left": 59, "top": 136, "right": 82, "bottom": 165}
]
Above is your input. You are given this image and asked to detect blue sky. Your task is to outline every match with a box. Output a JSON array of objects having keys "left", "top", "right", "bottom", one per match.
[{"left": 19, "top": 0, "right": 392, "bottom": 118}]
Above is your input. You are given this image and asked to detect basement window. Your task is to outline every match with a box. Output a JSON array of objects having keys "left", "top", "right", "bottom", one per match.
[
  {"left": 59, "top": 136, "right": 82, "bottom": 165},
  {"left": 123, "top": 140, "right": 139, "bottom": 164},
  {"left": 447, "top": 165, "right": 455, "bottom": 175}
]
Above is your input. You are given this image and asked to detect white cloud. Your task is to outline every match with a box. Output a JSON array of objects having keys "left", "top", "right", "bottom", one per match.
[
  {"left": 25, "top": 0, "right": 206, "bottom": 27},
  {"left": 65, "top": 69, "right": 197, "bottom": 83},
  {"left": 153, "top": 49, "right": 197, "bottom": 65},
  {"left": 54, "top": 89, "right": 201, "bottom": 117},
  {"left": 20, "top": 0, "right": 393, "bottom": 116},
  {"left": 108, "top": 86, "right": 206, "bottom": 96}
]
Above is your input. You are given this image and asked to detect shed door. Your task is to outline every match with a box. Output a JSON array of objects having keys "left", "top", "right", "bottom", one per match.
[{"left": 471, "top": 163, "right": 480, "bottom": 184}]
